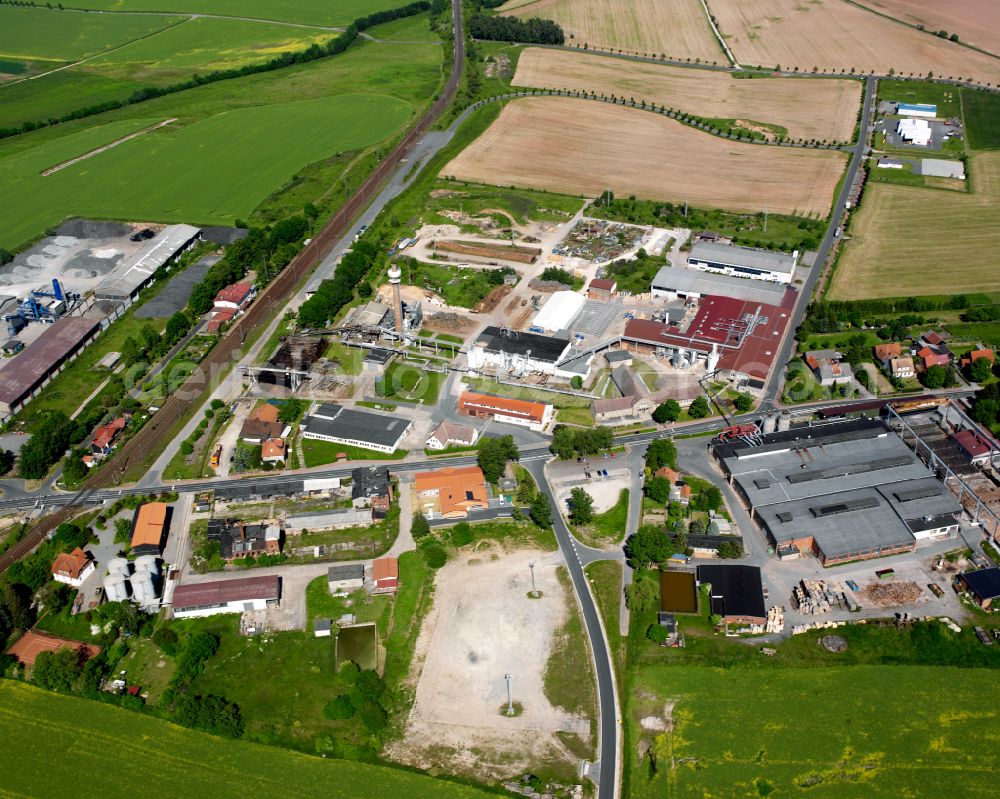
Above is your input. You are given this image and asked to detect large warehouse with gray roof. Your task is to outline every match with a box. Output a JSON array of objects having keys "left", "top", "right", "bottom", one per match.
[{"left": 715, "top": 419, "right": 961, "bottom": 565}]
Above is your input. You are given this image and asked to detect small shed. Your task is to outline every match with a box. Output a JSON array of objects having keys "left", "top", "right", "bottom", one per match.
[
  {"left": 328, "top": 563, "right": 365, "bottom": 593},
  {"left": 372, "top": 557, "right": 399, "bottom": 592},
  {"left": 314, "top": 618, "right": 332, "bottom": 638},
  {"left": 959, "top": 567, "right": 1000, "bottom": 609}
]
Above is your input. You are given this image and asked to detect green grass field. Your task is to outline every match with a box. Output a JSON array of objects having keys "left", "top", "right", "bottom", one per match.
[
  {"left": 65, "top": 0, "right": 405, "bottom": 27},
  {"left": 0, "top": 93, "right": 411, "bottom": 249},
  {"left": 628, "top": 664, "right": 1000, "bottom": 799},
  {"left": 302, "top": 438, "right": 408, "bottom": 467},
  {"left": 0, "top": 680, "right": 499, "bottom": 798},
  {"left": 962, "top": 89, "right": 1000, "bottom": 150},
  {"left": 0, "top": 6, "right": 175, "bottom": 62},
  {"left": 877, "top": 79, "right": 962, "bottom": 119}
]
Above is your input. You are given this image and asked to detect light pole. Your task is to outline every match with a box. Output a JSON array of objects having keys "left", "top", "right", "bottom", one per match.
[
  {"left": 505, "top": 673, "right": 514, "bottom": 716},
  {"left": 529, "top": 561, "right": 537, "bottom": 596}
]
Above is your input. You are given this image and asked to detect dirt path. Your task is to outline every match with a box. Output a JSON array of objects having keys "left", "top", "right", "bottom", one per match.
[{"left": 41, "top": 118, "right": 177, "bottom": 176}]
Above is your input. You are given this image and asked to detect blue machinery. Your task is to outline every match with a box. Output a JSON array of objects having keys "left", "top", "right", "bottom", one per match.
[{"left": 4, "top": 279, "right": 77, "bottom": 336}]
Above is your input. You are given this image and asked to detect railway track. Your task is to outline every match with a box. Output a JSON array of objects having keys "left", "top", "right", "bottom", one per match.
[{"left": 0, "top": 1, "right": 465, "bottom": 575}]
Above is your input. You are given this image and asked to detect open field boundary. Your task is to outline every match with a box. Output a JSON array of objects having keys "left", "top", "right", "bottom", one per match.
[{"left": 40, "top": 117, "right": 176, "bottom": 175}]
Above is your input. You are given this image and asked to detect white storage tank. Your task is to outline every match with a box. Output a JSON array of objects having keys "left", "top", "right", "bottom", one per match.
[
  {"left": 104, "top": 576, "right": 129, "bottom": 603},
  {"left": 762, "top": 415, "right": 777, "bottom": 434},
  {"left": 107, "top": 557, "right": 131, "bottom": 578},
  {"left": 130, "top": 573, "right": 157, "bottom": 603},
  {"left": 777, "top": 414, "right": 791, "bottom": 431},
  {"left": 133, "top": 555, "right": 159, "bottom": 577}
]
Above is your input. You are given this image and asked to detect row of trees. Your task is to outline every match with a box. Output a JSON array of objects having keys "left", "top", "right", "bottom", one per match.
[
  {"left": 0, "top": 2, "right": 432, "bottom": 141},
  {"left": 468, "top": 15, "right": 565, "bottom": 45},
  {"left": 298, "top": 240, "right": 380, "bottom": 329},
  {"left": 801, "top": 296, "right": 969, "bottom": 335}
]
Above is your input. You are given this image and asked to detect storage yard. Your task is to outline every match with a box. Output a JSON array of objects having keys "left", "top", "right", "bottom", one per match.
[
  {"left": 499, "top": 0, "right": 724, "bottom": 61},
  {"left": 442, "top": 97, "right": 847, "bottom": 216},
  {"left": 512, "top": 47, "right": 863, "bottom": 142},
  {"left": 711, "top": 0, "right": 1000, "bottom": 85}
]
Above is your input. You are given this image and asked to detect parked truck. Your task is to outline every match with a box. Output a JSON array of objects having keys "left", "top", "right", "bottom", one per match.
[{"left": 210, "top": 444, "right": 222, "bottom": 468}]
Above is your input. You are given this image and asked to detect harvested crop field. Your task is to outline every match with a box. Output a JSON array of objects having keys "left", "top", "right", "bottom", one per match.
[
  {"left": 442, "top": 97, "right": 846, "bottom": 216},
  {"left": 711, "top": 0, "right": 1000, "bottom": 85},
  {"left": 498, "top": 0, "right": 724, "bottom": 62},
  {"left": 862, "top": 0, "right": 1000, "bottom": 57},
  {"left": 829, "top": 152, "right": 1000, "bottom": 300},
  {"left": 513, "top": 47, "right": 862, "bottom": 142}
]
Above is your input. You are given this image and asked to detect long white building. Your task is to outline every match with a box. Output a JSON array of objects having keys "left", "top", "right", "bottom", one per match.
[{"left": 686, "top": 242, "right": 796, "bottom": 284}]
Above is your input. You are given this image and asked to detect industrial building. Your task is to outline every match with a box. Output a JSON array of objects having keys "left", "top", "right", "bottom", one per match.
[
  {"left": 622, "top": 289, "right": 795, "bottom": 387},
  {"left": 129, "top": 502, "right": 170, "bottom": 557},
  {"left": 650, "top": 266, "right": 789, "bottom": 304},
  {"left": 458, "top": 391, "right": 553, "bottom": 431},
  {"left": 0, "top": 315, "right": 101, "bottom": 418},
  {"left": 284, "top": 507, "right": 372, "bottom": 532},
  {"left": 207, "top": 518, "right": 281, "bottom": 560},
  {"left": 171, "top": 575, "right": 281, "bottom": 618},
  {"left": 413, "top": 465, "right": 489, "bottom": 518},
  {"left": 531, "top": 291, "right": 586, "bottom": 332},
  {"left": 715, "top": 419, "right": 962, "bottom": 565},
  {"left": 686, "top": 242, "right": 796, "bottom": 284},
  {"left": 897, "top": 102, "right": 937, "bottom": 118},
  {"left": 300, "top": 402, "right": 411, "bottom": 453},
  {"left": 94, "top": 224, "right": 201, "bottom": 303},
  {"left": 467, "top": 325, "right": 572, "bottom": 377},
  {"left": 897, "top": 117, "right": 932, "bottom": 146},
  {"left": 697, "top": 564, "right": 766, "bottom": 625}
]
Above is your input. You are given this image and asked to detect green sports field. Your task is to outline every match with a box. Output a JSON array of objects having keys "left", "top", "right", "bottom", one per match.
[
  {"left": 0, "top": 93, "right": 412, "bottom": 248},
  {"left": 0, "top": 6, "right": 176, "bottom": 63},
  {"left": 0, "top": 681, "right": 498, "bottom": 799},
  {"left": 56, "top": 0, "right": 404, "bottom": 27},
  {"left": 628, "top": 664, "right": 1000, "bottom": 798}
]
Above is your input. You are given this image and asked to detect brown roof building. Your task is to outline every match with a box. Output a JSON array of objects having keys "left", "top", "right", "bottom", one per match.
[
  {"left": 0, "top": 316, "right": 101, "bottom": 418},
  {"left": 172, "top": 574, "right": 281, "bottom": 618},
  {"left": 873, "top": 342, "right": 902, "bottom": 362},
  {"left": 458, "top": 391, "right": 553, "bottom": 432},
  {"left": 130, "top": 502, "right": 169, "bottom": 556},
  {"left": 261, "top": 438, "right": 286, "bottom": 462},
  {"left": 51, "top": 547, "right": 94, "bottom": 586},
  {"left": 372, "top": 557, "right": 399, "bottom": 591},
  {"left": 414, "top": 465, "right": 489, "bottom": 518}
]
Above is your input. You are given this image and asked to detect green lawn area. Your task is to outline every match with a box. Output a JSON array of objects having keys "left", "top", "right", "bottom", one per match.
[
  {"left": 962, "top": 89, "right": 1000, "bottom": 150},
  {"left": 0, "top": 71, "right": 150, "bottom": 130},
  {"left": 584, "top": 559, "right": 625, "bottom": 680},
  {"left": 463, "top": 376, "right": 591, "bottom": 408},
  {"left": 0, "top": 6, "right": 175, "bottom": 62},
  {"left": 32, "top": 604, "right": 102, "bottom": 644},
  {"left": 400, "top": 259, "right": 506, "bottom": 309},
  {"left": 436, "top": 332, "right": 464, "bottom": 344},
  {"left": 556, "top": 406, "right": 595, "bottom": 426},
  {"left": 0, "top": 93, "right": 412, "bottom": 250},
  {"left": 877, "top": 79, "right": 962, "bottom": 119},
  {"left": 0, "top": 681, "right": 499, "bottom": 798},
  {"left": 301, "top": 438, "right": 407, "bottom": 467},
  {"left": 378, "top": 361, "right": 442, "bottom": 404},
  {"left": 117, "top": 636, "right": 176, "bottom": 704},
  {"left": 67, "top": 0, "right": 406, "bottom": 27},
  {"left": 628, "top": 664, "right": 1000, "bottom": 799},
  {"left": 592, "top": 489, "right": 629, "bottom": 540},
  {"left": 947, "top": 321, "right": 1000, "bottom": 347}
]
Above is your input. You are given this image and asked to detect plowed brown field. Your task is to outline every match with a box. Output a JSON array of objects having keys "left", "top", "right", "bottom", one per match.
[
  {"left": 829, "top": 153, "right": 1000, "bottom": 299},
  {"left": 441, "top": 97, "right": 847, "bottom": 216},
  {"left": 513, "top": 48, "right": 862, "bottom": 142},
  {"left": 863, "top": 0, "right": 1000, "bottom": 56},
  {"left": 498, "top": 0, "right": 724, "bottom": 62},
  {"left": 711, "top": 0, "right": 1000, "bottom": 85}
]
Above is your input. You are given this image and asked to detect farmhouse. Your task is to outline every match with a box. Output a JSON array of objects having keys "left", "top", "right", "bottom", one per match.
[
  {"left": 5, "top": 630, "right": 101, "bottom": 668},
  {"left": 622, "top": 289, "right": 795, "bottom": 387},
  {"left": 697, "top": 564, "right": 766, "bottom": 626},
  {"left": 714, "top": 418, "right": 961, "bottom": 565},
  {"left": 91, "top": 415, "right": 129, "bottom": 458},
  {"left": 804, "top": 350, "right": 854, "bottom": 386},
  {"left": 650, "top": 265, "right": 789, "bottom": 303},
  {"left": 372, "top": 557, "right": 399, "bottom": 592},
  {"left": 426, "top": 420, "right": 478, "bottom": 451},
  {"left": 284, "top": 507, "right": 372, "bottom": 532},
  {"left": 960, "top": 349, "right": 995, "bottom": 369},
  {"left": 0, "top": 316, "right": 101, "bottom": 419},
  {"left": 130, "top": 502, "right": 169, "bottom": 557},
  {"left": 239, "top": 404, "right": 285, "bottom": 444},
  {"left": 94, "top": 224, "right": 201, "bottom": 303},
  {"left": 51, "top": 548, "right": 95, "bottom": 588},
  {"left": 531, "top": 291, "right": 586, "bottom": 332},
  {"left": 686, "top": 242, "right": 796, "bottom": 284},
  {"left": 467, "top": 325, "right": 572, "bottom": 377},
  {"left": 171, "top": 575, "right": 281, "bottom": 618},
  {"left": 917, "top": 347, "right": 951, "bottom": 370},
  {"left": 300, "top": 402, "right": 411, "bottom": 453},
  {"left": 890, "top": 357, "right": 916, "bottom": 380},
  {"left": 458, "top": 391, "right": 553, "bottom": 431},
  {"left": 261, "top": 438, "right": 286, "bottom": 463},
  {"left": 328, "top": 564, "right": 365, "bottom": 593},
  {"left": 351, "top": 466, "right": 392, "bottom": 517},
  {"left": 874, "top": 342, "right": 902, "bottom": 364},
  {"left": 959, "top": 567, "right": 1000, "bottom": 609},
  {"left": 414, "top": 465, "right": 489, "bottom": 518}
]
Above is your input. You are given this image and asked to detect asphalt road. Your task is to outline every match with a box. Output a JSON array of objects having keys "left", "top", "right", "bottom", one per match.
[
  {"left": 759, "top": 76, "right": 876, "bottom": 409},
  {"left": 523, "top": 459, "right": 619, "bottom": 799}
]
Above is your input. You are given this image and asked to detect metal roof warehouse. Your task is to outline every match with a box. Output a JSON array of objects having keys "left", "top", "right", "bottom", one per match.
[
  {"left": 95, "top": 224, "right": 201, "bottom": 302},
  {"left": 687, "top": 242, "right": 797, "bottom": 284},
  {"left": 0, "top": 315, "right": 101, "bottom": 417},
  {"left": 300, "top": 403, "right": 411, "bottom": 453}
]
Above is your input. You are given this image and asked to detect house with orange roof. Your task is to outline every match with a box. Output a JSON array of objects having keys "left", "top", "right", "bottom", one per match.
[
  {"left": 458, "top": 391, "right": 553, "bottom": 432},
  {"left": 372, "top": 557, "right": 399, "bottom": 592},
  {"left": 51, "top": 547, "right": 95, "bottom": 587},
  {"left": 91, "top": 415, "right": 129, "bottom": 458},
  {"left": 873, "top": 342, "right": 902, "bottom": 365},
  {"left": 130, "top": 502, "right": 169, "bottom": 556},
  {"left": 960, "top": 349, "right": 995, "bottom": 368},
  {"left": 261, "top": 438, "right": 286, "bottom": 463},
  {"left": 414, "top": 465, "right": 489, "bottom": 518}
]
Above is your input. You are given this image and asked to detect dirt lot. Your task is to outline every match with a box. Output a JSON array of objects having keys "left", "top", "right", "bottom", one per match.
[
  {"left": 829, "top": 152, "right": 1000, "bottom": 299},
  {"left": 513, "top": 48, "right": 862, "bottom": 142},
  {"left": 712, "top": 0, "right": 1000, "bottom": 85},
  {"left": 500, "top": 0, "right": 724, "bottom": 62},
  {"left": 864, "top": 0, "right": 1000, "bottom": 57},
  {"left": 442, "top": 96, "right": 846, "bottom": 216},
  {"left": 388, "top": 547, "right": 587, "bottom": 780}
]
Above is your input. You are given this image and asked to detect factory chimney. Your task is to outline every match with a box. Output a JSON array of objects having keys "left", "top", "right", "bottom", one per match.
[{"left": 388, "top": 263, "right": 404, "bottom": 335}]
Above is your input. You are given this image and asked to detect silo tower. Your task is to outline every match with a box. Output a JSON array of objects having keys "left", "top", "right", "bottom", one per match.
[{"left": 388, "top": 263, "right": 404, "bottom": 336}]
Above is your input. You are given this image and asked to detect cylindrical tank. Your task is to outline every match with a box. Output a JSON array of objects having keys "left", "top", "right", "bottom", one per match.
[
  {"left": 762, "top": 415, "right": 777, "bottom": 434},
  {"left": 103, "top": 576, "right": 129, "bottom": 603},
  {"left": 133, "top": 555, "right": 159, "bottom": 577},
  {"left": 130, "top": 573, "right": 156, "bottom": 603},
  {"left": 777, "top": 414, "right": 791, "bottom": 432},
  {"left": 107, "top": 557, "right": 131, "bottom": 577}
]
